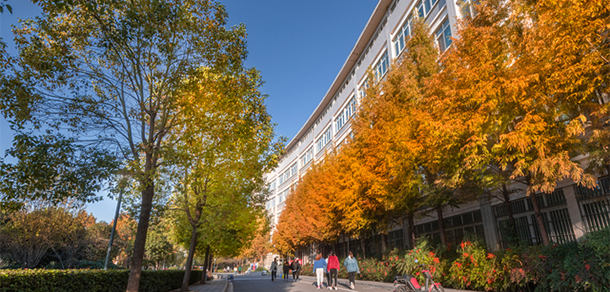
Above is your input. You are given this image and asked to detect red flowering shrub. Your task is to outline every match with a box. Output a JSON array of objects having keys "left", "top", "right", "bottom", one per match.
[
  {"left": 534, "top": 228, "right": 610, "bottom": 292},
  {"left": 395, "top": 239, "right": 446, "bottom": 285},
  {"left": 447, "top": 240, "right": 541, "bottom": 291},
  {"left": 297, "top": 228, "right": 610, "bottom": 291}
]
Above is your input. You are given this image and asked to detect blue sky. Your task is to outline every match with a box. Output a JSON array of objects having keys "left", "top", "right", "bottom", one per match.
[{"left": 0, "top": 0, "right": 378, "bottom": 222}]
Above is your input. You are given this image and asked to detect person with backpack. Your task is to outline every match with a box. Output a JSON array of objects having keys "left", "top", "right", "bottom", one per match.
[
  {"left": 282, "top": 260, "right": 290, "bottom": 281},
  {"left": 270, "top": 257, "right": 278, "bottom": 281},
  {"left": 327, "top": 252, "right": 340, "bottom": 290},
  {"left": 343, "top": 251, "right": 360, "bottom": 289}
]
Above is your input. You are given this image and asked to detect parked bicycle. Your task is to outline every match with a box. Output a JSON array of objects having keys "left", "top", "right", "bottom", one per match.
[{"left": 393, "top": 261, "right": 444, "bottom": 292}]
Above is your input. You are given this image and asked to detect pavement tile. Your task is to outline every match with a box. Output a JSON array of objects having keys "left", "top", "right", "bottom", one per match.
[{"left": 169, "top": 278, "right": 228, "bottom": 292}]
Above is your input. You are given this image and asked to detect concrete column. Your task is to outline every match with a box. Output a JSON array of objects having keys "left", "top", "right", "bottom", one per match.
[
  {"left": 563, "top": 185, "right": 585, "bottom": 239},
  {"left": 479, "top": 196, "right": 500, "bottom": 251}
]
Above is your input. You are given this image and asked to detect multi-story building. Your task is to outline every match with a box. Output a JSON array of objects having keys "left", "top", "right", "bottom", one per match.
[{"left": 264, "top": 0, "right": 610, "bottom": 263}]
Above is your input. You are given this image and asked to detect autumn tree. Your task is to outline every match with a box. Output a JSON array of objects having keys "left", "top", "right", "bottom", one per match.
[
  {"left": 239, "top": 218, "right": 272, "bottom": 263},
  {"left": 3, "top": 0, "right": 252, "bottom": 289},
  {"left": 429, "top": 0, "right": 604, "bottom": 246},
  {"left": 274, "top": 154, "right": 346, "bottom": 254},
  {"left": 0, "top": 204, "right": 101, "bottom": 268},
  {"left": 113, "top": 214, "right": 138, "bottom": 268},
  {"left": 342, "top": 17, "right": 462, "bottom": 248},
  {"left": 166, "top": 66, "right": 280, "bottom": 291}
]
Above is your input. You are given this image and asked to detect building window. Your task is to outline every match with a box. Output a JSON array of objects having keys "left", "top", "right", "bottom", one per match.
[
  {"left": 415, "top": 0, "right": 440, "bottom": 19},
  {"left": 300, "top": 147, "right": 313, "bottom": 167},
  {"left": 335, "top": 97, "right": 357, "bottom": 132},
  {"left": 574, "top": 177, "right": 610, "bottom": 233},
  {"left": 459, "top": 0, "right": 479, "bottom": 17},
  {"left": 393, "top": 18, "right": 413, "bottom": 57},
  {"left": 290, "top": 162, "right": 298, "bottom": 177},
  {"left": 415, "top": 210, "right": 485, "bottom": 247},
  {"left": 435, "top": 18, "right": 452, "bottom": 52},
  {"left": 358, "top": 79, "right": 369, "bottom": 98},
  {"left": 266, "top": 198, "right": 275, "bottom": 210},
  {"left": 316, "top": 127, "right": 332, "bottom": 153},
  {"left": 388, "top": 229, "right": 404, "bottom": 250},
  {"left": 493, "top": 189, "right": 576, "bottom": 248},
  {"left": 374, "top": 51, "right": 389, "bottom": 81}
]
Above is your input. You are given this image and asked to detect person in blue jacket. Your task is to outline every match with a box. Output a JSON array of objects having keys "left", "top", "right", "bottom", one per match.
[
  {"left": 313, "top": 253, "right": 327, "bottom": 289},
  {"left": 343, "top": 251, "right": 360, "bottom": 290}
]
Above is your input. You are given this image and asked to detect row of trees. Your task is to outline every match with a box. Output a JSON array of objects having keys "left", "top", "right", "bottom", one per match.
[
  {"left": 273, "top": 0, "right": 609, "bottom": 256},
  {"left": 1, "top": 1, "right": 282, "bottom": 291},
  {"left": 0, "top": 205, "right": 140, "bottom": 269},
  {"left": 0, "top": 201, "right": 252, "bottom": 272}
]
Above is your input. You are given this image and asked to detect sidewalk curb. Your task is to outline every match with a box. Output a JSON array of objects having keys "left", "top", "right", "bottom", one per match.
[{"left": 221, "top": 278, "right": 228, "bottom": 292}]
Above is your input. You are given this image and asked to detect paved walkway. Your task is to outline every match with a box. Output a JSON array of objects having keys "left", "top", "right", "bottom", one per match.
[
  {"left": 221, "top": 273, "right": 473, "bottom": 292},
  {"left": 175, "top": 272, "right": 476, "bottom": 292},
  {"left": 170, "top": 278, "right": 228, "bottom": 292},
  {"left": 299, "top": 275, "right": 476, "bottom": 292}
]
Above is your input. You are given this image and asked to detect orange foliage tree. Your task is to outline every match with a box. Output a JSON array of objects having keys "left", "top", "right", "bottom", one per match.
[
  {"left": 273, "top": 0, "right": 608, "bottom": 251},
  {"left": 273, "top": 157, "right": 342, "bottom": 256},
  {"left": 427, "top": 0, "right": 606, "bottom": 246}
]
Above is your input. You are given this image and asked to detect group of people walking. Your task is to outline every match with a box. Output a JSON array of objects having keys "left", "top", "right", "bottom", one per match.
[
  {"left": 313, "top": 251, "right": 360, "bottom": 290},
  {"left": 269, "top": 251, "right": 360, "bottom": 290},
  {"left": 269, "top": 257, "right": 302, "bottom": 282}
]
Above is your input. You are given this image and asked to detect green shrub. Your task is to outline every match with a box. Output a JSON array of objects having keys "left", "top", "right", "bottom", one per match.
[
  {"left": 395, "top": 239, "right": 446, "bottom": 284},
  {"left": 535, "top": 228, "right": 610, "bottom": 292},
  {"left": 0, "top": 269, "right": 202, "bottom": 292},
  {"left": 254, "top": 267, "right": 267, "bottom": 272}
]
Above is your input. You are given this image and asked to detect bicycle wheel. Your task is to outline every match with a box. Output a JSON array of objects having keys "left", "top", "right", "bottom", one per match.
[
  {"left": 432, "top": 284, "right": 445, "bottom": 292},
  {"left": 393, "top": 285, "right": 407, "bottom": 292}
]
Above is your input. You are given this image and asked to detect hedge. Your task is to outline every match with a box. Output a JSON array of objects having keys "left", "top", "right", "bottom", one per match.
[{"left": 0, "top": 269, "right": 203, "bottom": 292}]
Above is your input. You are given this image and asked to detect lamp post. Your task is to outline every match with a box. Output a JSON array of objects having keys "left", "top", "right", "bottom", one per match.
[{"left": 104, "top": 172, "right": 130, "bottom": 270}]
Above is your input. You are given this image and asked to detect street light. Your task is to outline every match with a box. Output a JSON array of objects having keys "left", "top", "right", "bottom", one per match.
[{"left": 104, "top": 171, "right": 131, "bottom": 270}]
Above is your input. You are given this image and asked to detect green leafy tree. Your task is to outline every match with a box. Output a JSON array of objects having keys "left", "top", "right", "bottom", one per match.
[
  {"left": 3, "top": 0, "right": 250, "bottom": 289},
  {"left": 0, "top": 133, "right": 117, "bottom": 211},
  {"left": 0, "top": 0, "right": 12, "bottom": 14},
  {"left": 144, "top": 220, "right": 176, "bottom": 270},
  {"left": 84, "top": 221, "right": 114, "bottom": 263},
  {"left": 166, "top": 66, "right": 281, "bottom": 291}
]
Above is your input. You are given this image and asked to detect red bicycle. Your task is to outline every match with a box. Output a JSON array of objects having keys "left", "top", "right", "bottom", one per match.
[{"left": 393, "top": 263, "right": 444, "bottom": 292}]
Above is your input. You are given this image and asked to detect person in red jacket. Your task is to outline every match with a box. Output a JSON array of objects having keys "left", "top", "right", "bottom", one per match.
[{"left": 327, "top": 251, "right": 340, "bottom": 290}]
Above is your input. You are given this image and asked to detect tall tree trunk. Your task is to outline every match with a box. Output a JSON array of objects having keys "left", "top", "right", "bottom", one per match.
[
  {"left": 181, "top": 226, "right": 199, "bottom": 292},
  {"left": 408, "top": 212, "right": 416, "bottom": 249},
  {"left": 380, "top": 233, "right": 387, "bottom": 254},
  {"left": 436, "top": 205, "right": 447, "bottom": 246},
  {"left": 360, "top": 238, "right": 366, "bottom": 259},
  {"left": 201, "top": 245, "right": 210, "bottom": 284},
  {"left": 210, "top": 252, "right": 214, "bottom": 273},
  {"left": 502, "top": 184, "right": 518, "bottom": 244},
  {"left": 529, "top": 192, "right": 550, "bottom": 246},
  {"left": 126, "top": 173, "right": 155, "bottom": 292}
]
